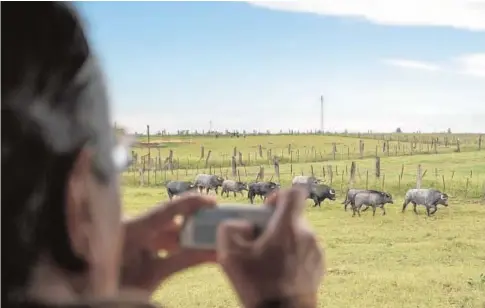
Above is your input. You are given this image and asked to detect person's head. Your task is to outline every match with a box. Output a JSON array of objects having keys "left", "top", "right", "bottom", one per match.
[{"left": 3, "top": 2, "right": 127, "bottom": 303}]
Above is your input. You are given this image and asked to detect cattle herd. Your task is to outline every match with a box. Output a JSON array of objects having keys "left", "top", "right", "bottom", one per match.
[{"left": 164, "top": 174, "right": 450, "bottom": 217}]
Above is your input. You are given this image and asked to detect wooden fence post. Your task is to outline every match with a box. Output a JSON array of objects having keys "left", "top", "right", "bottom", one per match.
[
  {"left": 231, "top": 156, "right": 237, "bottom": 177},
  {"left": 258, "top": 166, "right": 265, "bottom": 181},
  {"left": 349, "top": 161, "right": 356, "bottom": 187},
  {"left": 327, "top": 165, "right": 333, "bottom": 185},
  {"left": 359, "top": 140, "right": 364, "bottom": 159},
  {"left": 416, "top": 164, "right": 422, "bottom": 189},
  {"left": 273, "top": 157, "right": 280, "bottom": 183},
  {"left": 205, "top": 150, "right": 212, "bottom": 168},
  {"left": 375, "top": 156, "right": 381, "bottom": 178}
]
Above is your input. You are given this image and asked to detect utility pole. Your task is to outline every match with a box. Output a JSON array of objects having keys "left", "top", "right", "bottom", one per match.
[
  {"left": 320, "top": 95, "right": 324, "bottom": 133},
  {"left": 147, "top": 125, "right": 151, "bottom": 159}
]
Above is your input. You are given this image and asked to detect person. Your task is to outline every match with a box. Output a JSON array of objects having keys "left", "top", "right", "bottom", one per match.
[{"left": 2, "top": 2, "right": 325, "bottom": 308}]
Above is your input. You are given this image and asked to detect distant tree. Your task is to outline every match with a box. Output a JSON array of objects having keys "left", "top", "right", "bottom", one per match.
[
  {"left": 447, "top": 128, "right": 452, "bottom": 134},
  {"left": 396, "top": 127, "right": 403, "bottom": 133}
]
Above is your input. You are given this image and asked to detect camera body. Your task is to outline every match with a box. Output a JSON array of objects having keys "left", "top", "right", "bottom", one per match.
[{"left": 180, "top": 205, "right": 275, "bottom": 250}]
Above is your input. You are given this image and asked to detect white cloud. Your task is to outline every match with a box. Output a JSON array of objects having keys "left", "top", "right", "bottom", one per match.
[
  {"left": 246, "top": 0, "right": 485, "bottom": 31},
  {"left": 454, "top": 53, "right": 485, "bottom": 77},
  {"left": 382, "top": 59, "right": 442, "bottom": 71},
  {"left": 382, "top": 54, "right": 485, "bottom": 78}
]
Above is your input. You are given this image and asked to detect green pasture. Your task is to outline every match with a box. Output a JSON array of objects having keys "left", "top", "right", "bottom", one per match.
[
  {"left": 121, "top": 135, "right": 485, "bottom": 307},
  {"left": 122, "top": 151, "right": 485, "bottom": 199},
  {"left": 130, "top": 134, "right": 483, "bottom": 169}
]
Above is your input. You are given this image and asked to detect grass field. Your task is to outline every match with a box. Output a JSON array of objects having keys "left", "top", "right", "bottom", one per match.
[
  {"left": 129, "top": 134, "right": 483, "bottom": 169},
  {"left": 122, "top": 135, "right": 485, "bottom": 308}
]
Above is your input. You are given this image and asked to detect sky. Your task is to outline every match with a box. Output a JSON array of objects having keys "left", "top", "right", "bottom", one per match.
[{"left": 75, "top": 1, "right": 485, "bottom": 134}]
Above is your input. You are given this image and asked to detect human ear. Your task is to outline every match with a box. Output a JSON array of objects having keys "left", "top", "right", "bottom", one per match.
[{"left": 65, "top": 148, "right": 94, "bottom": 264}]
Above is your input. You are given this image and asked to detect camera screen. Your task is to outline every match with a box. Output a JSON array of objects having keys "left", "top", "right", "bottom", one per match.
[{"left": 194, "top": 224, "right": 217, "bottom": 245}]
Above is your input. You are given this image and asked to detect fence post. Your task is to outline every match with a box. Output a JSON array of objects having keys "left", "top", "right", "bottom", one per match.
[
  {"left": 349, "top": 161, "right": 356, "bottom": 187},
  {"left": 327, "top": 165, "right": 333, "bottom": 185},
  {"left": 416, "top": 164, "right": 422, "bottom": 189},
  {"left": 375, "top": 156, "right": 381, "bottom": 178},
  {"left": 273, "top": 157, "right": 280, "bottom": 183},
  {"left": 205, "top": 150, "right": 212, "bottom": 168},
  {"left": 231, "top": 156, "right": 237, "bottom": 177},
  {"left": 365, "top": 170, "right": 369, "bottom": 189}
]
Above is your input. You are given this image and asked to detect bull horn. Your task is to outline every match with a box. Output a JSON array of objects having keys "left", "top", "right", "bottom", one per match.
[{"left": 330, "top": 190, "right": 335, "bottom": 195}]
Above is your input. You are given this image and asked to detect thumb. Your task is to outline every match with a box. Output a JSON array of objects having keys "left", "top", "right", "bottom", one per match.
[{"left": 216, "top": 219, "right": 255, "bottom": 264}]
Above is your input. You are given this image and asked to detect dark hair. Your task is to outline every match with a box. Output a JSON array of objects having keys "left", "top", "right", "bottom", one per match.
[{"left": 2, "top": 2, "right": 116, "bottom": 301}]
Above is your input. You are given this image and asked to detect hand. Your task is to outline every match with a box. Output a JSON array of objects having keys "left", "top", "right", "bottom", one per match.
[
  {"left": 216, "top": 188, "right": 325, "bottom": 308},
  {"left": 120, "top": 194, "right": 218, "bottom": 298}
]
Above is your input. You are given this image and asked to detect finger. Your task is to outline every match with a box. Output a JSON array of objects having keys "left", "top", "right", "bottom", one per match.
[
  {"left": 263, "top": 191, "right": 279, "bottom": 208},
  {"left": 149, "top": 221, "right": 180, "bottom": 251},
  {"left": 147, "top": 249, "right": 217, "bottom": 288},
  {"left": 271, "top": 188, "right": 306, "bottom": 231},
  {"left": 256, "top": 188, "right": 306, "bottom": 247},
  {"left": 216, "top": 219, "right": 254, "bottom": 262},
  {"left": 144, "top": 194, "right": 217, "bottom": 226}
]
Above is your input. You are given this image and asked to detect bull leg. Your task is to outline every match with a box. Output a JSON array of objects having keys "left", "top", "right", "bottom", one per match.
[
  {"left": 372, "top": 206, "right": 377, "bottom": 217},
  {"left": 344, "top": 200, "right": 351, "bottom": 211},
  {"left": 248, "top": 193, "right": 254, "bottom": 204},
  {"left": 402, "top": 200, "right": 410, "bottom": 213},
  {"left": 167, "top": 191, "right": 173, "bottom": 201},
  {"left": 412, "top": 202, "right": 418, "bottom": 215},
  {"left": 356, "top": 205, "right": 361, "bottom": 217},
  {"left": 382, "top": 205, "right": 386, "bottom": 216},
  {"left": 233, "top": 191, "right": 237, "bottom": 198},
  {"left": 426, "top": 206, "right": 432, "bottom": 217},
  {"left": 361, "top": 205, "right": 370, "bottom": 212},
  {"left": 430, "top": 207, "right": 438, "bottom": 215},
  {"left": 206, "top": 187, "right": 210, "bottom": 195},
  {"left": 352, "top": 204, "right": 361, "bottom": 217},
  {"left": 215, "top": 187, "right": 219, "bottom": 195},
  {"left": 312, "top": 197, "right": 319, "bottom": 207}
]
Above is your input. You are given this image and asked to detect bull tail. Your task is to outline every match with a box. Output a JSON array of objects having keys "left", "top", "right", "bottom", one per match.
[
  {"left": 161, "top": 180, "right": 171, "bottom": 187},
  {"left": 341, "top": 188, "right": 350, "bottom": 204}
]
